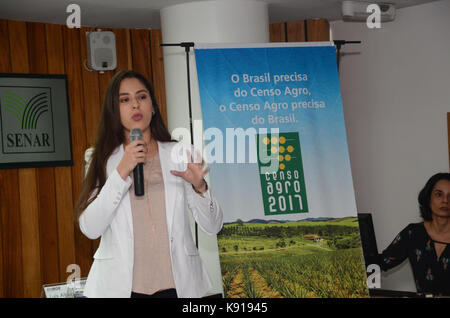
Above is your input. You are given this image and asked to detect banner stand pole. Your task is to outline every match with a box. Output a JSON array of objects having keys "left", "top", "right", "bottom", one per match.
[
  {"left": 160, "top": 42, "right": 199, "bottom": 248},
  {"left": 333, "top": 40, "right": 361, "bottom": 72}
]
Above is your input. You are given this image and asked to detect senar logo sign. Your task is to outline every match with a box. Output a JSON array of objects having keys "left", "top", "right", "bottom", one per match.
[{"left": 0, "top": 86, "right": 54, "bottom": 154}]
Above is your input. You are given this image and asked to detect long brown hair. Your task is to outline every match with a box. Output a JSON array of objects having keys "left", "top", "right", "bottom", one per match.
[{"left": 74, "top": 70, "right": 173, "bottom": 220}]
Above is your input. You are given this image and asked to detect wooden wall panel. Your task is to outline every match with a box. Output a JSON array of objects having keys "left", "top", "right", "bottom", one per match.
[
  {"left": 0, "top": 169, "right": 22, "bottom": 298},
  {"left": 37, "top": 166, "right": 59, "bottom": 286},
  {"left": 54, "top": 164, "right": 76, "bottom": 283},
  {"left": 0, "top": 20, "right": 10, "bottom": 72},
  {"left": 269, "top": 23, "right": 286, "bottom": 43},
  {"left": 0, "top": 20, "right": 24, "bottom": 298},
  {"left": 27, "top": 22, "right": 61, "bottom": 290},
  {"left": 306, "top": 19, "right": 330, "bottom": 41},
  {"left": 272, "top": 19, "right": 329, "bottom": 44},
  {"left": 45, "top": 23, "right": 77, "bottom": 284},
  {"left": 287, "top": 21, "right": 306, "bottom": 42},
  {"left": 0, "top": 19, "right": 10, "bottom": 299},
  {"left": 18, "top": 166, "right": 41, "bottom": 298},
  {"left": 131, "top": 29, "right": 152, "bottom": 83},
  {"left": 9, "top": 20, "right": 43, "bottom": 298},
  {"left": 62, "top": 27, "right": 92, "bottom": 279},
  {"left": 0, "top": 17, "right": 23, "bottom": 291},
  {"left": 114, "top": 28, "right": 133, "bottom": 71},
  {"left": 150, "top": 29, "right": 168, "bottom": 126}
]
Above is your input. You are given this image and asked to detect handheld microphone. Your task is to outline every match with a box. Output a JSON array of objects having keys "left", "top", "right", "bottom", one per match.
[{"left": 130, "top": 128, "right": 144, "bottom": 196}]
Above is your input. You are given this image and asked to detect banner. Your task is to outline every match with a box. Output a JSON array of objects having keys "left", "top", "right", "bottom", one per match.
[{"left": 195, "top": 43, "right": 369, "bottom": 298}]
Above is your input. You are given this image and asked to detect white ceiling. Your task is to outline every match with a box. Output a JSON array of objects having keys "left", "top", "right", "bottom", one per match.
[{"left": 0, "top": 0, "right": 438, "bottom": 29}]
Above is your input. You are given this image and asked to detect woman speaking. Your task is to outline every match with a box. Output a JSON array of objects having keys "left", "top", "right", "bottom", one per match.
[{"left": 74, "top": 70, "right": 223, "bottom": 298}]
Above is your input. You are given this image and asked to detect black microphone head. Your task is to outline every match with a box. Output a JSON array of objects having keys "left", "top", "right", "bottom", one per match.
[{"left": 130, "top": 128, "right": 143, "bottom": 142}]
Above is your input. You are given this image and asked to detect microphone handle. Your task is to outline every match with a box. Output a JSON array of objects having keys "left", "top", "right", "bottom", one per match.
[{"left": 133, "top": 163, "right": 145, "bottom": 196}]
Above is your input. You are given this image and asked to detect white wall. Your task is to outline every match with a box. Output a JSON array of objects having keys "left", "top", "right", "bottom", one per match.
[{"left": 331, "top": 0, "right": 450, "bottom": 292}]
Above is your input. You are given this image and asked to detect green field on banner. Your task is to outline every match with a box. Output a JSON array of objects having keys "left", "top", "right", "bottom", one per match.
[{"left": 218, "top": 217, "right": 369, "bottom": 298}]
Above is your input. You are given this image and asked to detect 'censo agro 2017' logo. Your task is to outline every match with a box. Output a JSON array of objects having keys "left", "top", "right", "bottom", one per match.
[{"left": 0, "top": 87, "right": 55, "bottom": 154}]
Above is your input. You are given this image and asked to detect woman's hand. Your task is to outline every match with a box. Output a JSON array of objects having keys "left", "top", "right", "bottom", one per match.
[
  {"left": 117, "top": 140, "right": 147, "bottom": 180},
  {"left": 171, "top": 150, "right": 209, "bottom": 193}
]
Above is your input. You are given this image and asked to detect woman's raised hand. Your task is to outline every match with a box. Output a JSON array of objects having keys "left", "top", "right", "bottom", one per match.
[{"left": 170, "top": 149, "right": 209, "bottom": 193}]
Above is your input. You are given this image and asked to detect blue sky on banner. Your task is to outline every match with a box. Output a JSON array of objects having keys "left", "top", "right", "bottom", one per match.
[{"left": 195, "top": 44, "right": 357, "bottom": 223}]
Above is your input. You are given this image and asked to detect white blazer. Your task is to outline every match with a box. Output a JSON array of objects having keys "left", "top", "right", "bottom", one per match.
[{"left": 79, "top": 141, "right": 223, "bottom": 298}]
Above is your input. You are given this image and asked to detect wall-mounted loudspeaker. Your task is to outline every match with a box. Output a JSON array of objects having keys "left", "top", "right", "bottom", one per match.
[{"left": 86, "top": 31, "right": 117, "bottom": 71}]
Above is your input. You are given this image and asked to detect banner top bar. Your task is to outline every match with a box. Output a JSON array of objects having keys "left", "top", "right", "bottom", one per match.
[{"left": 194, "top": 41, "right": 334, "bottom": 50}]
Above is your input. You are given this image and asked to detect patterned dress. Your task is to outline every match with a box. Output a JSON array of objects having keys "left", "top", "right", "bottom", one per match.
[{"left": 377, "top": 223, "right": 450, "bottom": 296}]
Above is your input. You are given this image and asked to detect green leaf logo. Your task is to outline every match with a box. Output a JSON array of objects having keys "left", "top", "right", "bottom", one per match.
[{"left": 3, "top": 91, "right": 49, "bottom": 129}]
